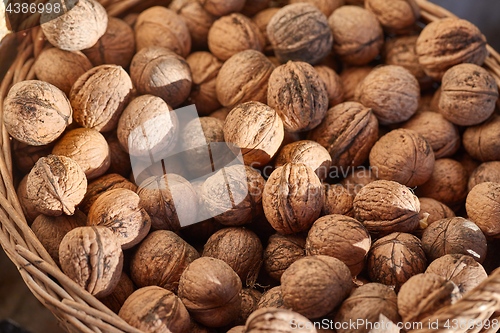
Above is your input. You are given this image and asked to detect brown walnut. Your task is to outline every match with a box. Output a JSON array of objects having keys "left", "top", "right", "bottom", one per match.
[
  {"left": 257, "top": 286, "right": 285, "bottom": 309},
  {"left": 98, "top": 272, "right": 135, "bottom": 314},
  {"left": 466, "top": 182, "right": 500, "bottom": 238},
  {"left": 289, "top": 0, "right": 344, "bottom": 17},
  {"left": 365, "top": 0, "right": 420, "bottom": 34},
  {"left": 339, "top": 66, "right": 373, "bottom": 101},
  {"left": 252, "top": 8, "right": 280, "bottom": 53},
  {"left": 237, "top": 288, "right": 262, "bottom": 325},
  {"left": 12, "top": 140, "right": 54, "bottom": 175},
  {"left": 323, "top": 184, "right": 354, "bottom": 217},
  {"left": 199, "top": 0, "right": 245, "bottom": 16},
  {"left": 264, "top": 233, "right": 306, "bottom": 281},
  {"left": 105, "top": 133, "right": 132, "bottom": 177},
  {"left": 17, "top": 175, "right": 40, "bottom": 223},
  {"left": 468, "top": 162, "right": 500, "bottom": 191},
  {"left": 241, "top": 0, "right": 272, "bottom": 17},
  {"left": 245, "top": 308, "right": 316, "bottom": 333},
  {"left": 463, "top": 114, "right": 500, "bottom": 162},
  {"left": 315, "top": 65, "right": 344, "bottom": 107},
  {"left": 417, "top": 197, "right": 455, "bottom": 234},
  {"left": 341, "top": 167, "right": 377, "bottom": 196}
]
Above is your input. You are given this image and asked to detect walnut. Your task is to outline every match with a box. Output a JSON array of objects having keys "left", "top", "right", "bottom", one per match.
[
  {"left": 463, "top": 114, "right": 500, "bottom": 162},
  {"left": 365, "top": 0, "right": 420, "bottom": 34},
  {"left": 309, "top": 101, "right": 378, "bottom": 170},
  {"left": 59, "top": 226, "right": 123, "bottom": 297},
  {"left": 353, "top": 180, "right": 420, "bottom": 235},
  {"left": 130, "top": 47, "right": 192, "bottom": 107},
  {"left": 267, "top": 3, "right": 333, "bottom": 65},
  {"left": 466, "top": 182, "right": 500, "bottom": 238},
  {"left": 3, "top": 80, "right": 72, "bottom": 146},
  {"left": 257, "top": 286, "right": 285, "bottom": 309},
  {"left": 137, "top": 173, "right": 198, "bottom": 231},
  {"left": 415, "top": 18, "right": 487, "bottom": 80},
  {"left": 135, "top": 6, "right": 191, "bottom": 58},
  {"left": 341, "top": 167, "right": 377, "bottom": 196},
  {"left": 104, "top": 133, "right": 132, "bottom": 177},
  {"left": 52, "top": 128, "right": 110, "bottom": 180},
  {"left": 355, "top": 65, "right": 420, "bottom": 125},
  {"left": 26, "top": 155, "right": 87, "bottom": 216},
  {"left": 181, "top": 216, "right": 222, "bottom": 245},
  {"left": 306, "top": 214, "right": 371, "bottom": 276},
  {"left": 397, "top": 273, "right": 460, "bottom": 324},
  {"left": 369, "top": 129, "right": 435, "bottom": 187},
  {"left": 416, "top": 158, "right": 468, "bottom": 207},
  {"left": 31, "top": 210, "right": 86, "bottom": 264},
  {"left": 98, "top": 272, "right": 135, "bottom": 314},
  {"left": 267, "top": 61, "right": 328, "bottom": 132},
  {"left": 178, "top": 257, "right": 242, "bottom": 327},
  {"left": 339, "top": 66, "right": 372, "bottom": 101},
  {"left": 367, "top": 232, "right": 427, "bottom": 291},
  {"left": 416, "top": 197, "right": 455, "bottom": 234},
  {"left": 245, "top": 308, "right": 317, "bottom": 332},
  {"left": 439, "top": 64, "right": 498, "bottom": 126},
  {"left": 323, "top": 184, "right": 354, "bottom": 217},
  {"left": 208, "top": 14, "right": 264, "bottom": 61},
  {"left": 70, "top": 65, "right": 133, "bottom": 132},
  {"left": 281, "top": 255, "right": 353, "bottom": 318},
  {"left": 468, "top": 162, "right": 500, "bottom": 191},
  {"left": 40, "top": 0, "right": 108, "bottom": 51},
  {"left": 17, "top": 175, "right": 40, "bottom": 223},
  {"left": 223, "top": 101, "right": 284, "bottom": 167},
  {"left": 216, "top": 50, "right": 275, "bottom": 108},
  {"left": 335, "top": 283, "right": 400, "bottom": 333},
  {"left": 252, "top": 8, "right": 280, "bottom": 53},
  {"left": 425, "top": 254, "right": 488, "bottom": 296},
  {"left": 315, "top": 65, "right": 344, "bottom": 107},
  {"left": 401, "top": 111, "right": 460, "bottom": 159},
  {"left": 82, "top": 17, "right": 136, "bottom": 68},
  {"left": 33, "top": 48, "right": 92, "bottom": 95},
  {"left": 186, "top": 51, "right": 223, "bottom": 115},
  {"left": 210, "top": 107, "right": 231, "bottom": 121},
  {"left": 199, "top": 0, "right": 246, "bottom": 16},
  {"left": 130, "top": 230, "right": 199, "bottom": 292},
  {"left": 87, "top": 188, "right": 151, "bottom": 249},
  {"left": 238, "top": 289, "right": 262, "bottom": 325},
  {"left": 264, "top": 233, "right": 306, "bottom": 281},
  {"left": 12, "top": 140, "right": 54, "bottom": 175},
  {"left": 289, "top": 0, "right": 344, "bottom": 17},
  {"left": 263, "top": 163, "right": 324, "bottom": 234},
  {"left": 241, "top": 0, "right": 272, "bottom": 16},
  {"left": 119, "top": 286, "right": 191, "bottom": 333},
  {"left": 328, "top": 6, "right": 383, "bottom": 65},
  {"left": 169, "top": 0, "right": 217, "bottom": 49},
  {"left": 274, "top": 140, "right": 332, "bottom": 181},
  {"left": 117, "top": 94, "right": 178, "bottom": 160}
]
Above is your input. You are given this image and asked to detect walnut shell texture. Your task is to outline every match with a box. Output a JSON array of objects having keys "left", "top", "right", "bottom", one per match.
[
  {"left": 468, "top": 162, "right": 500, "bottom": 191},
  {"left": 417, "top": 197, "right": 455, "bottom": 233},
  {"left": 322, "top": 184, "right": 354, "bottom": 217},
  {"left": 200, "top": 0, "right": 245, "bottom": 16},
  {"left": 289, "top": 0, "right": 344, "bottom": 17},
  {"left": 365, "top": 0, "right": 420, "bottom": 33},
  {"left": 264, "top": 233, "right": 306, "bottom": 281},
  {"left": 98, "top": 272, "right": 135, "bottom": 314},
  {"left": 463, "top": 114, "right": 500, "bottom": 162},
  {"left": 384, "top": 35, "right": 429, "bottom": 85},
  {"left": 257, "top": 287, "right": 285, "bottom": 309},
  {"left": 466, "top": 182, "right": 500, "bottom": 238},
  {"left": 245, "top": 307, "right": 316, "bottom": 333},
  {"left": 315, "top": 65, "right": 344, "bottom": 107}
]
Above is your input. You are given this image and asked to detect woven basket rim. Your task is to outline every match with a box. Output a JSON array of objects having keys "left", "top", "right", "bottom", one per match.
[{"left": 1, "top": 1, "right": 500, "bottom": 332}]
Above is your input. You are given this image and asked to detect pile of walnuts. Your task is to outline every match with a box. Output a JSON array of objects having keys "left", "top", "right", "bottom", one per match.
[{"left": 4, "top": 0, "right": 500, "bottom": 332}]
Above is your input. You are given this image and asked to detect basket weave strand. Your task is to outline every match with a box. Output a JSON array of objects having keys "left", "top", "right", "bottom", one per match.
[{"left": 0, "top": 1, "right": 500, "bottom": 332}]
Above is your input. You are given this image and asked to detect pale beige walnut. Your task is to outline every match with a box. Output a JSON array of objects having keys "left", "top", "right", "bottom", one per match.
[
  {"left": 281, "top": 255, "right": 353, "bottom": 318},
  {"left": 31, "top": 210, "right": 86, "bottom": 264},
  {"left": 178, "top": 257, "right": 242, "bottom": 327},
  {"left": 87, "top": 188, "right": 151, "bottom": 249},
  {"left": 26, "top": 155, "right": 87, "bottom": 216},
  {"left": 416, "top": 197, "right": 455, "bottom": 235},
  {"left": 244, "top": 308, "right": 317, "bottom": 333},
  {"left": 416, "top": 18, "right": 487, "bottom": 80},
  {"left": 52, "top": 128, "right": 110, "bottom": 180},
  {"left": 59, "top": 226, "right": 123, "bottom": 297},
  {"left": 3, "top": 80, "right": 72, "bottom": 146},
  {"left": 264, "top": 233, "right": 305, "bottom": 281},
  {"left": 355, "top": 65, "right": 420, "bottom": 125},
  {"left": 83, "top": 17, "right": 136, "bottom": 68},
  {"left": 79, "top": 173, "right": 137, "bottom": 214},
  {"left": 466, "top": 182, "right": 500, "bottom": 238},
  {"left": 353, "top": 180, "right": 420, "bottom": 236},
  {"left": 463, "top": 114, "right": 500, "bottom": 162},
  {"left": 17, "top": 175, "right": 40, "bottom": 223},
  {"left": 289, "top": 0, "right": 344, "bottom": 17},
  {"left": 439, "top": 64, "right": 498, "bottom": 126},
  {"left": 33, "top": 48, "right": 92, "bottom": 95},
  {"left": 263, "top": 163, "right": 324, "bottom": 234},
  {"left": 309, "top": 101, "right": 378, "bottom": 170},
  {"left": 323, "top": 184, "right": 354, "bottom": 217},
  {"left": 401, "top": 111, "right": 460, "bottom": 158},
  {"left": 117, "top": 94, "right": 178, "bottom": 160},
  {"left": 425, "top": 254, "right": 487, "bottom": 296},
  {"left": 335, "top": 283, "right": 400, "bottom": 333},
  {"left": 223, "top": 101, "right": 284, "bottom": 167},
  {"left": 339, "top": 66, "right": 372, "bottom": 101},
  {"left": 398, "top": 273, "right": 460, "bottom": 324},
  {"left": 130, "top": 47, "right": 192, "bottom": 107},
  {"left": 135, "top": 6, "right": 191, "bottom": 58},
  {"left": 267, "top": 3, "right": 333, "bottom": 64},
  {"left": 119, "top": 286, "right": 191, "bottom": 333},
  {"left": 369, "top": 129, "right": 435, "bottom": 187},
  {"left": 131, "top": 230, "right": 199, "bottom": 293},
  {"left": 40, "top": 0, "right": 108, "bottom": 51},
  {"left": 216, "top": 50, "right": 275, "bottom": 108},
  {"left": 200, "top": 165, "right": 265, "bottom": 226},
  {"left": 257, "top": 287, "right": 285, "bottom": 309},
  {"left": 70, "top": 65, "right": 133, "bottom": 132},
  {"left": 306, "top": 214, "right": 371, "bottom": 276},
  {"left": 199, "top": 0, "right": 245, "bottom": 16},
  {"left": 314, "top": 65, "right": 344, "bottom": 107},
  {"left": 365, "top": 0, "right": 420, "bottom": 34},
  {"left": 328, "top": 6, "right": 383, "bottom": 65},
  {"left": 267, "top": 61, "right": 328, "bottom": 132},
  {"left": 208, "top": 14, "right": 264, "bottom": 61},
  {"left": 12, "top": 140, "right": 54, "bottom": 175},
  {"left": 367, "top": 232, "right": 427, "bottom": 291},
  {"left": 274, "top": 140, "right": 332, "bottom": 181},
  {"left": 186, "top": 52, "right": 223, "bottom": 115},
  {"left": 252, "top": 8, "right": 280, "bottom": 53},
  {"left": 137, "top": 173, "right": 198, "bottom": 231},
  {"left": 468, "top": 162, "right": 500, "bottom": 191},
  {"left": 98, "top": 272, "right": 135, "bottom": 314}
]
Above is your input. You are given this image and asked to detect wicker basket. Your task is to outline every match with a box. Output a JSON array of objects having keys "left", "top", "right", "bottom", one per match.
[{"left": 1, "top": 1, "right": 500, "bottom": 332}]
